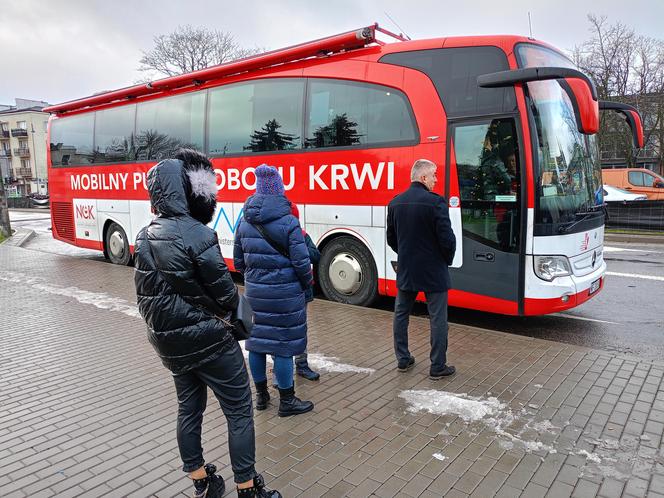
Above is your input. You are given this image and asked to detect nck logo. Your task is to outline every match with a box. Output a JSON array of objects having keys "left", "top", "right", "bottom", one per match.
[
  {"left": 580, "top": 232, "right": 590, "bottom": 251},
  {"left": 75, "top": 205, "right": 95, "bottom": 220}
]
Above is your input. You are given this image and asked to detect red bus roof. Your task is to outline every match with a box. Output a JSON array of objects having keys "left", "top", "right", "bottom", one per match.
[{"left": 45, "top": 25, "right": 550, "bottom": 116}]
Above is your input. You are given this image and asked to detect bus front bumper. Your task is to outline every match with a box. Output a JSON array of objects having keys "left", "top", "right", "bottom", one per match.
[{"left": 523, "top": 259, "right": 606, "bottom": 316}]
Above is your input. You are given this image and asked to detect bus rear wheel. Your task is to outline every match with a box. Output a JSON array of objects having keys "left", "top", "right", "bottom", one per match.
[
  {"left": 105, "top": 222, "right": 132, "bottom": 266},
  {"left": 319, "top": 236, "right": 378, "bottom": 307}
]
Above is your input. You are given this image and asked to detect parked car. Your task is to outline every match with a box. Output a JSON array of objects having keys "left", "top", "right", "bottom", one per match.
[
  {"left": 602, "top": 184, "right": 647, "bottom": 203},
  {"left": 602, "top": 168, "right": 664, "bottom": 200}
]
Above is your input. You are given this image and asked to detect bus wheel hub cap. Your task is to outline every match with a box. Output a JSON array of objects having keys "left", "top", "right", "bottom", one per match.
[
  {"left": 329, "top": 253, "right": 362, "bottom": 294},
  {"left": 110, "top": 232, "right": 125, "bottom": 256}
]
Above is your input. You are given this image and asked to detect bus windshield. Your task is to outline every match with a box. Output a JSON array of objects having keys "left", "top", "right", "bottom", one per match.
[{"left": 516, "top": 44, "right": 603, "bottom": 228}]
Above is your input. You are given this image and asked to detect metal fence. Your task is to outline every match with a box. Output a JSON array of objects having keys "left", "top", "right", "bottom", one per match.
[{"left": 606, "top": 200, "right": 664, "bottom": 231}]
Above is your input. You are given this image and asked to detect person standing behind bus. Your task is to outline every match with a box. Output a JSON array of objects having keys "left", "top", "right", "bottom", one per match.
[
  {"left": 387, "top": 159, "right": 457, "bottom": 380},
  {"left": 234, "top": 165, "right": 314, "bottom": 417},
  {"left": 289, "top": 201, "right": 322, "bottom": 381},
  {"left": 133, "top": 150, "right": 280, "bottom": 498}
]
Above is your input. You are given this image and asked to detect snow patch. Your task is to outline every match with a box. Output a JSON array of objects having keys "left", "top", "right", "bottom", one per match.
[
  {"left": 238, "top": 344, "right": 374, "bottom": 374},
  {"left": 308, "top": 354, "right": 375, "bottom": 374},
  {"left": 577, "top": 449, "right": 602, "bottom": 464},
  {"left": 0, "top": 271, "right": 141, "bottom": 319},
  {"left": 400, "top": 390, "right": 561, "bottom": 455},
  {"left": 399, "top": 390, "right": 505, "bottom": 422},
  {"left": 432, "top": 453, "right": 446, "bottom": 461}
]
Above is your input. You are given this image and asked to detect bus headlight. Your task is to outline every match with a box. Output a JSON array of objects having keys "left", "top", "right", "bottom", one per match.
[{"left": 534, "top": 255, "right": 572, "bottom": 281}]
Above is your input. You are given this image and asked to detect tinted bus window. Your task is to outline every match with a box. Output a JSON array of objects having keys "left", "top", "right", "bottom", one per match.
[
  {"left": 50, "top": 113, "right": 94, "bottom": 166},
  {"left": 94, "top": 105, "right": 136, "bottom": 163},
  {"left": 208, "top": 79, "right": 304, "bottom": 155},
  {"left": 136, "top": 92, "right": 205, "bottom": 161},
  {"left": 305, "top": 80, "right": 416, "bottom": 149},
  {"left": 380, "top": 47, "right": 516, "bottom": 118}
]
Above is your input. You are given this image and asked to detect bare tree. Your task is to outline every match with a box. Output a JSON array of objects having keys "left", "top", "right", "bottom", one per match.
[
  {"left": 139, "top": 25, "right": 264, "bottom": 77},
  {"left": 573, "top": 15, "right": 664, "bottom": 168}
]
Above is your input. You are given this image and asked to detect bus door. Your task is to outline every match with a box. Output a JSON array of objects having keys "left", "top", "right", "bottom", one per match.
[{"left": 447, "top": 117, "right": 523, "bottom": 314}]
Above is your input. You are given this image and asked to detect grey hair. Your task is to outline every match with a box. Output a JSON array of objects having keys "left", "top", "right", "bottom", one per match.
[
  {"left": 187, "top": 168, "right": 217, "bottom": 199},
  {"left": 410, "top": 159, "right": 436, "bottom": 182}
]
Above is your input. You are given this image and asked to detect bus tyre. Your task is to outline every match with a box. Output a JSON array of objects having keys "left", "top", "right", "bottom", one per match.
[
  {"left": 319, "top": 236, "right": 378, "bottom": 307},
  {"left": 105, "top": 222, "right": 132, "bottom": 266}
]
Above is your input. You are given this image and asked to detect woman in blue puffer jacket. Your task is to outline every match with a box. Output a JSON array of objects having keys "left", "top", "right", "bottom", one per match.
[{"left": 233, "top": 165, "right": 314, "bottom": 417}]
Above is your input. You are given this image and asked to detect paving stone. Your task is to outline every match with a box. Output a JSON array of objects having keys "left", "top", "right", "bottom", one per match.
[{"left": 2, "top": 244, "right": 664, "bottom": 497}]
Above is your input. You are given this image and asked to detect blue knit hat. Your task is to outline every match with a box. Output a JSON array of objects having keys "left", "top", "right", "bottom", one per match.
[{"left": 255, "top": 164, "right": 285, "bottom": 195}]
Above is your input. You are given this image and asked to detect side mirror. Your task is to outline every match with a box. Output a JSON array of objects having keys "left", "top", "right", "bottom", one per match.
[
  {"left": 599, "top": 101, "right": 645, "bottom": 149},
  {"left": 655, "top": 181, "right": 664, "bottom": 188},
  {"left": 478, "top": 66, "right": 599, "bottom": 135}
]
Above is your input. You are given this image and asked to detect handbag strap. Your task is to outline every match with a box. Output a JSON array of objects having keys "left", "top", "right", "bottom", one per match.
[{"left": 250, "top": 222, "right": 290, "bottom": 259}]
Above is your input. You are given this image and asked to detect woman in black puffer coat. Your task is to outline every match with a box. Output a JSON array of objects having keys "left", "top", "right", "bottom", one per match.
[{"left": 133, "top": 150, "right": 280, "bottom": 498}]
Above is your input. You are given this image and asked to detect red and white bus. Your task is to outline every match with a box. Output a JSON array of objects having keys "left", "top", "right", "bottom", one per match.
[{"left": 45, "top": 24, "right": 644, "bottom": 315}]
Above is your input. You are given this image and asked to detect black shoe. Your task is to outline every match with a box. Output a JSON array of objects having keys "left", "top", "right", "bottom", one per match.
[
  {"left": 429, "top": 365, "right": 456, "bottom": 380},
  {"left": 277, "top": 386, "right": 314, "bottom": 417},
  {"left": 397, "top": 356, "right": 415, "bottom": 372},
  {"left": 237, "top": 474, "right": 282, "bottom": 497},
  {"left": 192, "top": 470, "right": 225, "bottom": 498},
  {"left": 255, "top": 381, "right": 270, "bottom": 411},
  {"left": 296, "top": 365, "right": 320, "bottom": 381}
]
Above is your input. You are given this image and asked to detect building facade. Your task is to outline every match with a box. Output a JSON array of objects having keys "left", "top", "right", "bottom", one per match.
[{"left": 0, "top": 98, "right": 49, "bottom": 197}]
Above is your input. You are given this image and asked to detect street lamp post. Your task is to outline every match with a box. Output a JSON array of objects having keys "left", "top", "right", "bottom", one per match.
[{"left": 0, "top": 174, "right": 11, "bottom": 239}]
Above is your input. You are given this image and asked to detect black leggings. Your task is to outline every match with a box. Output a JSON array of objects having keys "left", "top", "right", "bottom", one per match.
[{"left": 172, "top": 341, "right": 256, "bottom": 483}]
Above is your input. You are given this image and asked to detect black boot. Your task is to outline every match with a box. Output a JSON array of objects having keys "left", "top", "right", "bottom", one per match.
[
  {"left": 277, "top": 385, "right": 314, "bottom": 417},
  {"left": 237, "top": 474, "right": 282, "bottom": 497},
  {"left": 255, "top": 380, "right": 270, "bottom": 411},
  {"left": 192, "top": 464, "right": 225, "bottom": 498},
  {"left": 296, "top": 353, "right": 320, "bottom": 381}
]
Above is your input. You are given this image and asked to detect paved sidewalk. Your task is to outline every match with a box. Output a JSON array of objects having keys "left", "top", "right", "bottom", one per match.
[{"left": 1, "top": 243, "right": 664, "bottom": 497}]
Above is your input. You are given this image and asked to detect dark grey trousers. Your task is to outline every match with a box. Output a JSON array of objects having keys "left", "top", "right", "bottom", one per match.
[
  {"left": 172, "top": 341, "right": 256, "bottom": 483},
  {"left": 393, "top": 289, "right": 449, "bottom": 371}
]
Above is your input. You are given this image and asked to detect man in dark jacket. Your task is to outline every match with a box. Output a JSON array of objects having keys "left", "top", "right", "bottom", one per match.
[
  {"left": 134, "top": 150, "right": 280, "bottom": 498},
  {"left": 387, "top": 159, "right": 457, "bottom": 380}
]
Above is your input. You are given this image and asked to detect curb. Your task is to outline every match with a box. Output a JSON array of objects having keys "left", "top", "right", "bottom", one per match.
[
  {"left": 604, "top": 233, "right": 664, "bottom": 245},
  {"left": 4, "top": 228, "right": 36, "bottom": 247}
]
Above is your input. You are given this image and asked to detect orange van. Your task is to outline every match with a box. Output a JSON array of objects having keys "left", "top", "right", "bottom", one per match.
[{"left": 602, "top": 168, "right": 664, "bottom": 200}]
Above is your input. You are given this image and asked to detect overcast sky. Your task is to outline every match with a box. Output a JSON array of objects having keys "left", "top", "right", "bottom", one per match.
[{"left": 2, "top": 0, "right": 663, "bottom": 106}]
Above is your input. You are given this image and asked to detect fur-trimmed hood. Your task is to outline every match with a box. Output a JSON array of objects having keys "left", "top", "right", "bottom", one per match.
[{"left": 147, "top": 159, "right": 217, "bottom": 222}]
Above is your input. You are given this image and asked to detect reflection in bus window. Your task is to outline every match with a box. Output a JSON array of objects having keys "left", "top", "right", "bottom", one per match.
[
  {"left": 454, "top": 119, "right": 520, "bottom": 252},
  {"left": 208, "top": 79, "right": 304, "bottom": 155},
  {"left": 135, "top": 92, "right": 205, "bottom": 160},
  {"left": 305, "top": 80, "right": 416, "bottom": 148},
  {"left": 93, "top": 105, "right": 136, "bottom": 163},
  {"left": 50, "top": 113, "right": 94, "bottom": 166},
  {"left": 246, "top": 119, "right": 299, "bottom": 152}
]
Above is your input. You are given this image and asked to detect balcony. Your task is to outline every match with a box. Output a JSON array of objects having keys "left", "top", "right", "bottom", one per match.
[
  {"left": 13, "top": 147, "right": 30, "bottom": 157},
  {"left": 0, "top": 149, "right": 11, "bottom": 157},
  {"left": 0, "top": 130, "right": 9, "bottom": 139},
  {"left": 11, "top": 128, "right": 28, "bottom": 138},
  {"left": 16, "top": 168, "right": 33, "bottom": 178}
]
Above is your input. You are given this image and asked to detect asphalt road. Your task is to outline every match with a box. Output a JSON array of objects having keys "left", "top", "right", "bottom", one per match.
[{"left": 8, "top": 209, "right": 664, "bottom": 361}]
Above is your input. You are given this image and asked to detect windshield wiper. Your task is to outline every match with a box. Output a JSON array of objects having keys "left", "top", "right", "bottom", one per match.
[{"left": 558, "top": 205, "right": 605, "bottom": 234}]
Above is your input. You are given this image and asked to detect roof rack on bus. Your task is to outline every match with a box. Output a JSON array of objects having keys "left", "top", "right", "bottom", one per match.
[{"left": 45, "top": 23, "right": 403, "bottom": 115}]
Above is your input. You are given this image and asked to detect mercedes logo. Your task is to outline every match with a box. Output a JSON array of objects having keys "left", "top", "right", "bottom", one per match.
[{"left": 591, "top": 250, "right": 597, "bottom": 268}]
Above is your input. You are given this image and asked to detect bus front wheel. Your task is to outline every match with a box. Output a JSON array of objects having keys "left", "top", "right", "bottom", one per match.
[
  {"left": 105, "top": 222, "right": 132, "bottom": 266},
  {"left": 319, "top": 236, "right": 378, "bottom": 307}
]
